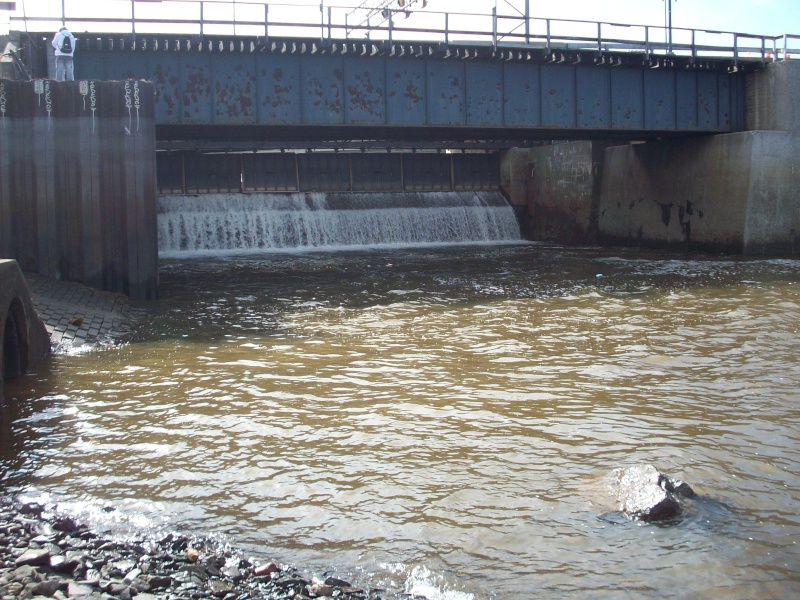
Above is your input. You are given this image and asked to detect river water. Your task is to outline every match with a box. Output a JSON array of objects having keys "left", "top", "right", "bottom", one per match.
[{"left": 2, "top": 234, "right": 800, "bottom": 597}]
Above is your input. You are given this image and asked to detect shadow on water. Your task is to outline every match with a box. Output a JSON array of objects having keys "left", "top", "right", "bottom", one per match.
[{"left": 0, "top": 362, "right": 61, "bottom": 493}]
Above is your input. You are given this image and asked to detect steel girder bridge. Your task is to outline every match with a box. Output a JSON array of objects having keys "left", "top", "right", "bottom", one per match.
[{"left": 7, "top": 1, "right": 799, "bottom": 151}]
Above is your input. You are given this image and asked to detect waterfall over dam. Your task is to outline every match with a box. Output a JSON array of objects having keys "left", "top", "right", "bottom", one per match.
[{"left": 157, "top": 191, "right": 521, "bottom": 254}]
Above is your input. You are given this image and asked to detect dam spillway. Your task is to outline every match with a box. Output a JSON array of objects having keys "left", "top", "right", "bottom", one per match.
[{"left": 157, "top": 191, "right": 521, "bottom": 255}]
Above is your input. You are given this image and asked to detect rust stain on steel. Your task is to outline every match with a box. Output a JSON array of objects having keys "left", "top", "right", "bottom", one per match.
[
  {"left": 269, "top": 68, "right": 293, "bottom": 112},
  {"left": 214, "top": 65, "right": 254, "bottom": 117},
  {"left": 309, "top": 77, "right": 323, "bottom": 107},
  {"left": 404, "top": 82, "right": 421, "bottom": 103},
  {"left": 327, "top": 82, "right": 342, "bottom": 114},
  {"left": 348, "top": 71, "right": 383, "bottom": 116},
  {"left": 307, "top": 77, "right": 341, "bottom": 113},
  {"left": 182, "top": 64, "right": 211, "bottom": 119},
  {"left": 153, "top": 64, "right": 175, "bottom": 116}
]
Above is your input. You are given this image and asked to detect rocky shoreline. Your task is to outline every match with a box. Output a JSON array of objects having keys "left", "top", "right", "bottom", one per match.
[{"left": 0, "top": 499, "right": 394, "bottom": 600}]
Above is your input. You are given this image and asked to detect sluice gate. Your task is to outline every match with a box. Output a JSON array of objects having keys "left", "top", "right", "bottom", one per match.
[{"left": 157, "top": 151, "right": 500, "bottom": 195}]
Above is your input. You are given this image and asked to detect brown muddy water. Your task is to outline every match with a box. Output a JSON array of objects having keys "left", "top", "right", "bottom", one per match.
[{"left": 2, "top": 243, "right": 799, "bottom": 599}]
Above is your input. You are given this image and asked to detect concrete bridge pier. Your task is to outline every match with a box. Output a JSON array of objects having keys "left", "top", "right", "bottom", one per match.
[{"left": 511, "top": 61, "right": 800, "bottom": 255}]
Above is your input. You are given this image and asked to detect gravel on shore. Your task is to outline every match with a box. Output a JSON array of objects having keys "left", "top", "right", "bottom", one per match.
[{"left": 0, "top": 498, "right": 401, "bottom": 600}]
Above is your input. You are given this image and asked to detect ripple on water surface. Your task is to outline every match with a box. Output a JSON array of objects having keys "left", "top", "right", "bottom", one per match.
[{"left": 2, "top": 245, "right": 800, "bottom": 598}]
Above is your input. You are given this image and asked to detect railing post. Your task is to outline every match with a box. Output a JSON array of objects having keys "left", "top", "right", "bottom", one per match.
[
  {"left": 524, "top": 0, "right": 530, "bottom": 45},
  {"left": 320, "top": 3, "right": 324, "bottom": 44},
  {"left": 328, "top": 7, "right": 332, "bottom": 41},
  {"left": 389, "top": 12, "right": 393, "bottom": 45},
  {"left": 131, "top": 0, "right": 136, "bottom": 36},
  {"left": 545, "top": 19, "right": 550, "bottom": 54},
  {"left": 597, "top": 22, "right": 602, "bottom": 54},
  {"left": 733, "top": 33, "right": 738, "bottom": 63},
  {"left": 761, "top": 36, "right": 766, "bottom": 64},
  {"left": 492, "top": 7, "right": 497, "bottom": 50},
  {"left": 784, "top": 35, "right": 788, "bottom": 61},
  {"left": 445, "top": 13, "right": 449, "bottom": 45},
  {"left": 265, "top": 4, "right": 269, "bottom": 42},
  {"left": 692, "top": 29, "right": 696, "bottom": 61},
  {"left": 200, "top": 2, "right": 204, "bottom": 36}
]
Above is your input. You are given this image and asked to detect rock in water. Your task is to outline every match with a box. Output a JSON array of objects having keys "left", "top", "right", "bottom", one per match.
[{"left": 609, "top": 464, "right": 694, "bottom": 521}]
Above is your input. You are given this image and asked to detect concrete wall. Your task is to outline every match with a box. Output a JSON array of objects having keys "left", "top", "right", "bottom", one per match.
[
  {"left": 746, "top": 60, "right": 800, "bottom": 132},
  {"left": 743, "top": 131, "right": 800, "bottom": 254},
  {"left": 0, "top": 260, "right": 49, "bottom": 388},
  {"left": 598, "top": 131, "right": 800, "bottom": 254},
  {"left": 499, "top": 147, "right": 533, "bottom": 233},
  {"left": 0, "top": 80, "right": 158, "bottom": 300},
  {"left": 505, "top": 141, "right": 619, "bottom": 245},
  {"left": 523, "top": 141, "right": 620, "bottom": 245}
]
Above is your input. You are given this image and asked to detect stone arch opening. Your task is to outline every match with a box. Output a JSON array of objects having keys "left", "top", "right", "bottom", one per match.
[{"left": 3, "top": 298, "right": 29, "bottom": 382}]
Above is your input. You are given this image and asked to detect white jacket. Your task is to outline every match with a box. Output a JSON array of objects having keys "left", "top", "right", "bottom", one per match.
[{"left": 52, "top": 29, "right": 76, "bottom": 57}]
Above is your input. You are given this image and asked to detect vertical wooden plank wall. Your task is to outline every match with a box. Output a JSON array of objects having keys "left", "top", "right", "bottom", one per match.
[{"left": 0, "top": 80, "right": 158, "bottom": 300}]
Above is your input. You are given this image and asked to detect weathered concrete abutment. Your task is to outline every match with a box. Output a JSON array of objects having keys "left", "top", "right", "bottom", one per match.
[
  {"left": 0, "top": 80, "right": 158, "bottom": 299},
  {"left": 512, "top": 61, "right": 800, "bottom": 255},
  {"left": 598, "top": 130, "right": 800, "bottom": 254},
  {"left": 0, "top": 260, "right": 49, "bottom": 387}
]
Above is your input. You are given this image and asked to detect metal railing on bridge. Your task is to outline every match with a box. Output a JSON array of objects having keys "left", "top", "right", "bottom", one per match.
[{"left": 9, "top": 0, "right": 799, "bottom": 64}]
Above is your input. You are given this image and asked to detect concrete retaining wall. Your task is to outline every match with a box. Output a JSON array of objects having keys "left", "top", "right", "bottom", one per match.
[
  {"left": 0, "top": 80, "right": 158, "bottom": 300},
  {"left": 0, "top": 260, "right": 49, "bottom": 388}
]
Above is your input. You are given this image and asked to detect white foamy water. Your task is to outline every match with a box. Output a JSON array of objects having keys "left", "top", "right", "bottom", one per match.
[{"left": 157, "top": 191, "right": 521, "bottom": 254}]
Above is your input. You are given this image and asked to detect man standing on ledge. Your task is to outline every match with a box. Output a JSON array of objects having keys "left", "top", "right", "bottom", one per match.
[{"left": 51, "top": 26, "right": 75, "bottom": 81}]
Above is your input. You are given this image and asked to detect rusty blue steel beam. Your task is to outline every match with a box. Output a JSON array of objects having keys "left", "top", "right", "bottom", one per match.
[{"left": 69, "top": 39, "right": 746, "bottom": 136}]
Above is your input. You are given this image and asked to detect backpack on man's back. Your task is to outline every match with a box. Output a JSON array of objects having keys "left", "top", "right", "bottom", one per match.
[{"left": 60, "top": 34, "right": 72, "bottom": 54}]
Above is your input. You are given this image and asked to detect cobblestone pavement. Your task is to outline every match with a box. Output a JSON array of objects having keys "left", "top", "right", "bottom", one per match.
[{"left": 24, "top": 274, "right": 138, "bottom": 353}]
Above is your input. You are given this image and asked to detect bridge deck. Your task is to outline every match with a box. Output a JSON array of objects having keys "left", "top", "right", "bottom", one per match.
[{"left": 14, "top": 32, "right": 746, "bottom": 145}]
